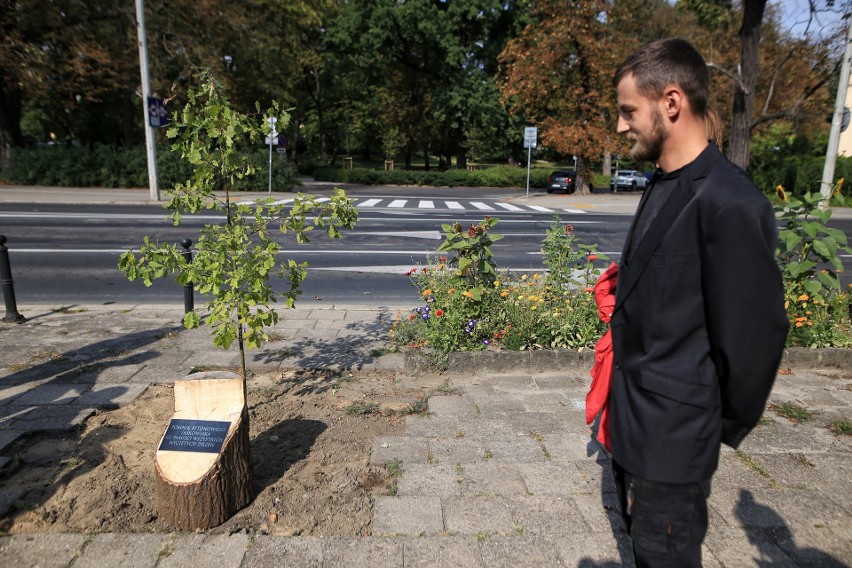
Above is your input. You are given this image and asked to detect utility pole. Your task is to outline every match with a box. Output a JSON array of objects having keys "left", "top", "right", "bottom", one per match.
[
  {"left": 135, "top": 0, "right": 160, "bottom": 202},
  {"left": 820, "top": 16, "right": 852, "bottom": 202}
]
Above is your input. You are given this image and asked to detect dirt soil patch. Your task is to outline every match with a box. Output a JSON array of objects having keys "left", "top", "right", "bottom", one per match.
[{"left": 0, "top": 369, "right": 444, "bottom": 536}]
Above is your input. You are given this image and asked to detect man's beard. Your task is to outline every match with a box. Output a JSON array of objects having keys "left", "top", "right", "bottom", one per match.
[{"left": 629, "top": 108, "right": 665, "bottom": 163}]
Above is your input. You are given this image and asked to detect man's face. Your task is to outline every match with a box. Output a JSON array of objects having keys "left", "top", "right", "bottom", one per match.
[{"left": 616, "top": 73, "right": 666, "bottom": 163}]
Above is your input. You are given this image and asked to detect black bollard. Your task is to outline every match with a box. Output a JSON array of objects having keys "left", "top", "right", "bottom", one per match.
[
  {"left": 181, "top": 238, "right": 194, "bottom": 314},
  {"left": 0, "top": 235, "right": 25, "bottom": 323}
]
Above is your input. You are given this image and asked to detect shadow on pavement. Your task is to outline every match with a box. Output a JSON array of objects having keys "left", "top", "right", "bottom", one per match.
[
  {"left": 735, "top": 489, "right": 847, "bottom": 567},
  {"left": 251, "top": 311, "right": 393, "bottom": 371}
]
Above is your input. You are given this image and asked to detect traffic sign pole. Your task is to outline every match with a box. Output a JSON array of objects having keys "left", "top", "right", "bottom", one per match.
[
  {"left": 523, "top": 127, "right": 537, "bottom": 199},
  {"left": 267, "top": 117, "right": 278, "bottom": 194}
]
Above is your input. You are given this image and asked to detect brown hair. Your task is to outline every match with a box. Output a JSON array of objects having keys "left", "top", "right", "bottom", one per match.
[
  {"left": 705, "top": 105, "right": 724, "bottom": 150},
  {"left": 614, "top": 38, "right": 709, "bottom": 119}
]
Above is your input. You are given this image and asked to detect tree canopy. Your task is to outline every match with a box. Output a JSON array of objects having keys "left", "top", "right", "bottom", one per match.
[{"left": 1, "top": 0, "right": 848, "bottom": 176}]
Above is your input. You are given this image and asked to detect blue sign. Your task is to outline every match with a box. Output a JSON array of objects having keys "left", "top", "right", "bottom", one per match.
[
  {"left": 158, "top": 419, "right": 230, "bottom": 454},
  {"left": 147, "top": 97, "right": 169, "bottom": 128}
]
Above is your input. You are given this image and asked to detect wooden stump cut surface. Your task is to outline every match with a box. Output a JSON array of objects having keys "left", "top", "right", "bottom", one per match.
[{"left": 155, "top": 371, "right": 253, "bottom": 530}]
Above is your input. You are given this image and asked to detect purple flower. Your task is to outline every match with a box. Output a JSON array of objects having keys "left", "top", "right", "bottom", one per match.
[
  {"left": 421, "top": 313, "right": 429, "bottom": 320},
  {"left": 482, "top": 339, "right": 490, "bottom": 345},
  {"left": 415, "top": 307, "right": 422, "bottom": 314}
]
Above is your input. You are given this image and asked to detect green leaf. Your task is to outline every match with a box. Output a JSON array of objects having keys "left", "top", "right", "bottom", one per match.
[
  {"left": 817, "top": 271, "right": 841, "bottom": 290},
  {"left": 803, "top": 279, "right": 822, "bottom": 295}
]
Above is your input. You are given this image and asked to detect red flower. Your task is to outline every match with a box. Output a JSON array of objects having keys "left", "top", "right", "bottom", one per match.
[
  {"left": 435, "top": 309, "right": 444, "bottom": 317},
  {"left": 588, "top": 254, "right": 598, "bottom": 261},
  {"left": 468, "top": 226, "right": 476, "bottom": 237},
  {"left": 565, "top": 224, "right": 574, "bottom": 235}
]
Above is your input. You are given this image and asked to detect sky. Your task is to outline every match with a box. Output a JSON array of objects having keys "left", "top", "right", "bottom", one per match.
[{"left": 776, "top": 0, "right": 848, "bottom": 38}]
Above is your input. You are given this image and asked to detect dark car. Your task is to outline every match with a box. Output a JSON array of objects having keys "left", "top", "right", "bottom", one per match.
[{"left": 547, "top": 170, "right": 577, "bottom": 194}]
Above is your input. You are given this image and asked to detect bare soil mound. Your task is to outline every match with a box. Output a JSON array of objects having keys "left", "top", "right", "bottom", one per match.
[{"left": 0, "top": 369, "right": 439, "bottom": 536}]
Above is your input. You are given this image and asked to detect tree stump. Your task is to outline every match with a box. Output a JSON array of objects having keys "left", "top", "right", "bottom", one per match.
[{"left": 155, "top": 371, "right": 253, "bottom": 530}]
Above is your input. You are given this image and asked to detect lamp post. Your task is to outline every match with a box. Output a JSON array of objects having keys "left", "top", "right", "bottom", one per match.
[{"left": 135, "top": 0, "right": 159, "bottom": 202}]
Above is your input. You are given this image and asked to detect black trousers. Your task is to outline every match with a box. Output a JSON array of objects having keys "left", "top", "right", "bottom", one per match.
[{"left": 612, "top": 461, "right": 711, "bottom": 568}]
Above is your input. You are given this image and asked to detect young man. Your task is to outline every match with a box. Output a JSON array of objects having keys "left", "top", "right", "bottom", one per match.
[{"left": 608, "top": 38, "right": 789, "bottom": 566}]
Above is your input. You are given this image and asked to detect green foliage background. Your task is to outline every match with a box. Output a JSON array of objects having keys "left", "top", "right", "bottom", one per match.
[{"left": 6, "top": 145, "right": 298, "bottom": 191}]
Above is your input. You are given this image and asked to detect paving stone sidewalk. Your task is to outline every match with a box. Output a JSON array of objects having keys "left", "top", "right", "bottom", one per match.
[{"left": 1, "top": 304, "right": 851, "bottom": 567}]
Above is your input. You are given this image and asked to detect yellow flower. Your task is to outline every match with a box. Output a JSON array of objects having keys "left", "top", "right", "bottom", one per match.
[
  {"left": 463, "top": 290, "right": 474, "bottom": 299},
  {"left": 500, "top": 290, "right": 509, "bottom": 298},
  {"left": 797, "top": 294, "right": 809, "bottom": 302},
  {"left": 518, "top": 295, "right": 525, "bottom": 301},
  {"left": 493, "top": 280, "right": 501, "bottom": 287},
  {"left": 521, "top": 274, "right": 528, "bottom": 281},
  {"left": 835, "top": 178, "right": 844, "bottom": 197},
  {"left": 531, "top": 305, "right": 538, "bottom": 311},
  {"left": 775, "top": 185, "right": 787, "bottom": 203}
]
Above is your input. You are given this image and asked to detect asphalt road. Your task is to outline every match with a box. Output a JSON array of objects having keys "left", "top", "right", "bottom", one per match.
[
  {"left": 0, "top": 197, "right": 628, "bottom": 306},
  {"left": 2, "top": 189, "right": 850, "bottom": 307}
]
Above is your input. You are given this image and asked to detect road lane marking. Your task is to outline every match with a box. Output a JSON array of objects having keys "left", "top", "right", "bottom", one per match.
[
  {"left": 388, "top": 199, "right": 407, "bottom": 208},
  {"left": 470, "top": 202, "right": 495, "bottom": 211},
  {"left": 419, "top": 200, "right": 435, "bottom": 209},
  {"left": 527, "top": 205, "right": 553, "bottom": 212},
  {"left": 358, "top": 198, "right": 382, "bottom": 207},
  {"left": 446, "top": 201, "right": 465, "bottom": 210},
  {"left": 496, "top": 203, "right": 524, "bottom": 212}
]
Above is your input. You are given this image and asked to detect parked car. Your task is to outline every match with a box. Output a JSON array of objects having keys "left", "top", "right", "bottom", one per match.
[
  {"left": 547, "top": 170, "right": 577, "bottom": 194},
  {"left": 610, "top": 170, "right": 649, "bottom": 192}
]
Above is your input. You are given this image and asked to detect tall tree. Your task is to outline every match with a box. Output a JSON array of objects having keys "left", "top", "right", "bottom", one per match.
[{"left": 499, "top": 0, "right": 632, "bottom": 193}]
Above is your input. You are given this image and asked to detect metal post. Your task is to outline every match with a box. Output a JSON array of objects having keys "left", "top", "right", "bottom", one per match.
[
  {"left": 180, "top": 238, "right": 194, "bottom": 313},
  {"left": 135, "top": 0, "right": 160, "bottom": 201},
  {"left": 0, "top": 235, "right": 25, "bottom": 323},
  {"left": 525, "top": 145, "right": 532, "bottom": 200},
  {"left": 820, "top": 17, "right": 852, "bottom": 202}
]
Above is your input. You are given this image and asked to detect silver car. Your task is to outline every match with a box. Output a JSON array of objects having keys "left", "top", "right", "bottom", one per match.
[{"left": 610, "top": 170, "right": 648, "bottom": 192}]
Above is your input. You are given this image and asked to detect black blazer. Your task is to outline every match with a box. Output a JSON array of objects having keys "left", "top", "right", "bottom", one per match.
[{"left": 609, "top": 143, "right": 789, "bottom": 484}]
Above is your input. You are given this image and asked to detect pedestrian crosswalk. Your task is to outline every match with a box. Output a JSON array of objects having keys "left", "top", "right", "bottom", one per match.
[{"left": 235, "top": 196, "right": 587, "bottom": 214}]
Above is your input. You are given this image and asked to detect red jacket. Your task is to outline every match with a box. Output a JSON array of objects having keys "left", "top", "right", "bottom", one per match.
[{"left": 587, "top": 262, "right": 618, "bottom": 451}]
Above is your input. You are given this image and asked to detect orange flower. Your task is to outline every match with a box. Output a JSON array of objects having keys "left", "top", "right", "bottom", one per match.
[
  {"left": 500, "top": 290, "right": 509, "bottom": 298},
  {"left": 422, "top": 289, "right": 432, "bottom": 296},
  {"left": 408, "top": 314, "right": 416, "bottom": 321},
  {"left": 463, "top": 290, "right": 474, "bottom": 299}
]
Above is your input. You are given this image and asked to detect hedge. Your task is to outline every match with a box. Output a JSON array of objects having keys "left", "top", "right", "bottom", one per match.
[
  {"left": 3, "top": 145, "right": 299, "bottom": 192},
  {"left": 311, "top": 165, "right": 553, "bottom": 188}
]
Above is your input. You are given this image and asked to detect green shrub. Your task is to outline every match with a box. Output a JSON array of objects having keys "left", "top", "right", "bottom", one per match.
[
  {"left": 6, "top": 145, "right": 298, "bottom": 191},
  {"left": 390, "top": 214, "right": 610, "bottom": 362},
  {"left": 311, "top": 165, "right": 550, "bottom": 188}
]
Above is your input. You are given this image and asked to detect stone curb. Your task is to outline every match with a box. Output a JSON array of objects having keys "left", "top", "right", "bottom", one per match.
[{"left": 399, "top": 346, "right": 852, "bottom": 377}]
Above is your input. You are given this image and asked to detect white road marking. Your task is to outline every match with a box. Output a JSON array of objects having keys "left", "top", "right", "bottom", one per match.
[
  {"left": 446, "top": 201, "right": 465, "bottom": 210},
  {"left": 418, "top": 200, "right": 435, "bottom": 209},
  {"left": 388, "top": 199, "right": 407, "bottom": 208},
  {"left": 470, "top": 202, "right": 495, "bottom": 211},
  {"left": 527, "top": 205, "right": 553, "bottom": 212},
  {"left": 495, "top": 203, "right": 524, "bottom": 212},
  {"left": 358, "top": 198, "right": 382, "bottom": 207}
]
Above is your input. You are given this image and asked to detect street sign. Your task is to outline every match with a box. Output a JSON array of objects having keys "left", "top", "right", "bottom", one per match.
[
  {"left": 523, "top": 126, "right": 537, "bottom": 149},
  {"left": 265, "top": 133, "right": 279, "bottom": 145},
  {"left": 147, "top": 97, "right": 168, "bottom": 127}
]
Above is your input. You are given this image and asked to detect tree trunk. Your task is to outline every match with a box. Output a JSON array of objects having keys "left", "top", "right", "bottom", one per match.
[
  {"left": 602, "top": 151, "right": 611, "bottom": 177},
  {"left": 727, "top": 0, "right": 767, "bottom": 170},
  {"left": 575, "top": 155, "right": 590, "bottom": 195},
  {"left": 155, "top": 371, "right": 253, "bottom": 530},
  {"left": 0, "top": 76, "right": 24, "bottom": 173}
]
